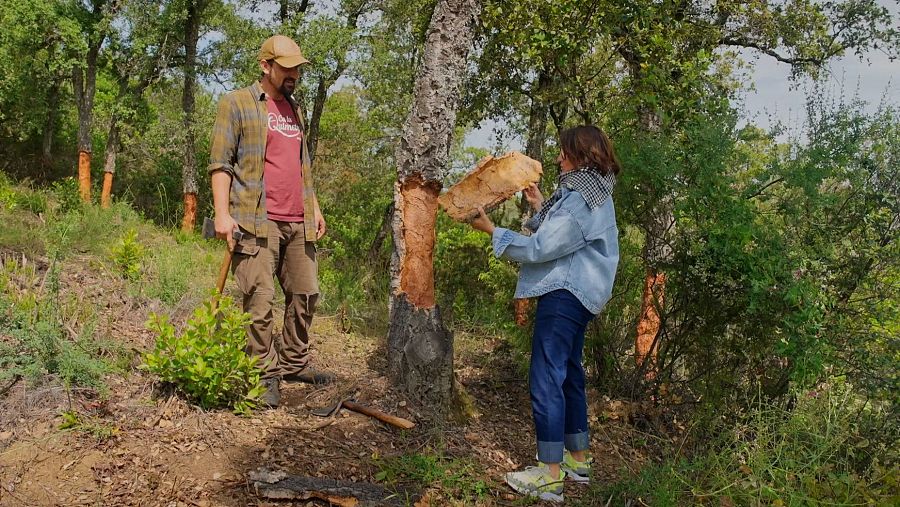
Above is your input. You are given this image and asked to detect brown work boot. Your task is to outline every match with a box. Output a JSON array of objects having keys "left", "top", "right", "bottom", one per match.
[
  {"left": 282, "top": 367, "right": 335, "bottom": 385},
  {"left": 260, "top": 378, "right": 281, "bottom": 407}
]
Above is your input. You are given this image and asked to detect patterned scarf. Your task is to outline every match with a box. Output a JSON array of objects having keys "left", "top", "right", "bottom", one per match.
[{"left": 527, "top": 167, "right": 616, "bottom": 232}]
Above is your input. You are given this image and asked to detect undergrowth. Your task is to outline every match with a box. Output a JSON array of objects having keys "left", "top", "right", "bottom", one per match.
[
  {"left": 591, "top": 384, "right": 900, "bottom": 506},
  {"left": 374, "top": 446, "right": 490, "bottom": 505}
]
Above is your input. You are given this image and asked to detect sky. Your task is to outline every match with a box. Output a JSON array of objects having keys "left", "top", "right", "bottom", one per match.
[{"left": 464, "top": 41, "right": 898, "bottom": 152}]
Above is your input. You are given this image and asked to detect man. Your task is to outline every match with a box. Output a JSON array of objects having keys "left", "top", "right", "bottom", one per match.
[{"left": 208, "top": 35, "right": 334, "bottom": 408}]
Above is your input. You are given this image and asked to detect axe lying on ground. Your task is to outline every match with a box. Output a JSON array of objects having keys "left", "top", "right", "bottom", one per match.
[
  {"left": 312, "top": 398, "right": 415, "bottom": 430},
  {"left": 202, "top": 217, "right": 244, "bottom": 298}
]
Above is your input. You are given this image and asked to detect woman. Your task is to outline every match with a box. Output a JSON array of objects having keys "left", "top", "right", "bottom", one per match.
[{"left": 469, "top": 125, "right": 620, "bottom": 503}]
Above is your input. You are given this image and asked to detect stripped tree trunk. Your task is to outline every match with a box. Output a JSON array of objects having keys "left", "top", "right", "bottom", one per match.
[
  {"left": 181, "top": 0, "right": 200, "bottom": 231},
  {"left": 388, "top": 0, "right": 482, "bottom": 409},
  {"left": 101, "top": 116, "right": 119, "bottom": 208},
  {"left": 513, "top": 69, "right": 551, "bottom": 327},
  {"left": 624, "top": 46, "right": 673, "bottom": 377},
  {"left": 73, "top": 16, "right": 105, "bottom": 204}
]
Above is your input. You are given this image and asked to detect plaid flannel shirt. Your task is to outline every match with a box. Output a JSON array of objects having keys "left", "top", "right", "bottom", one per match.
[{"left": 208, "top": 81, "right": 318, "bottom": 242}]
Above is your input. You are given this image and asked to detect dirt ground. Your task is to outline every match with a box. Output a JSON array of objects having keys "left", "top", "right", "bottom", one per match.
[{"left": 0, "top": 254, "right": 654, "bottom": 506}]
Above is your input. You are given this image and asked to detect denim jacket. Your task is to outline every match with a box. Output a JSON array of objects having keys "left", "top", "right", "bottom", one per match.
[{"left": 491, "top": 188, "right": 619, "bottom": 315}]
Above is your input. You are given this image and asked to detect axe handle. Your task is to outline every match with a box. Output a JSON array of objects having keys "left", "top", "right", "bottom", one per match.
[
  {"left": 342, "top": 401, "right": 415, "bottom": 430},
  {"left": 216, "top": 249, "right": 234, "bottom": 294}
]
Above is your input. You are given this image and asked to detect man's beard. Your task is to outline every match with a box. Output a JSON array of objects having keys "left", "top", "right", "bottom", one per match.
[{"left": 279, "top": 79, "right": 295, "bottom": 98}]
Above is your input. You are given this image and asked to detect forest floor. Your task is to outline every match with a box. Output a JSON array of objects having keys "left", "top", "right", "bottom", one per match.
[{"left": 0, "top": 248, "right": 664, "bottom": 507}]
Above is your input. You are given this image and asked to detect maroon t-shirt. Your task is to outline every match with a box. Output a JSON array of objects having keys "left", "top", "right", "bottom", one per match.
[{"left": 264, "top": 97, "right": 304, "bottom": 222}]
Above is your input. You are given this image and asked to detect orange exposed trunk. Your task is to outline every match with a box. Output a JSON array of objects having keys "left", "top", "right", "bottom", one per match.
[
  {"left": 514, "top": 298, "right": 532, "bottom": 328},
  {"left": 78, "top": 151, "right": 91, "bottom": 203},
  {"left": 398, "top": 179, "right": 439, "bottom": 308},
  {"left": 101, "top": 172, "right": 113, "bottom": 208},
  {"left": 181, "top": 192, "right": 197, "bottom": 232},
  {"left": 636, "top": 268, "right": 665, "bottom": 376}
]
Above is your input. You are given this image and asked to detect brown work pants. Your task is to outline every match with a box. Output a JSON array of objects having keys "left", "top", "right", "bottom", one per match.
[{"left": 232, "top": 220, "right": 318, "bottom": 379}]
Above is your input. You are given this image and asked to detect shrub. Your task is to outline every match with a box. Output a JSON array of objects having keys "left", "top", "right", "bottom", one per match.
[
  {"left": 50, "top": 177, "right": 82, "bottom": 214},
  {"left": 143, "top": 294, "right": 264, "bottom": 415},
  {"left": 110, "top": 228, "right": 145, "bottom": 280}
]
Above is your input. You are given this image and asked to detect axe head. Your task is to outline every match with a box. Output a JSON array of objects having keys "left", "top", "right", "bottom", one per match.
[
  {"left": 202, "top": 217, "right": 216, "bottom": 239},
  {"left": 202, "top": 217, "right": 245, "bottom": 242}
]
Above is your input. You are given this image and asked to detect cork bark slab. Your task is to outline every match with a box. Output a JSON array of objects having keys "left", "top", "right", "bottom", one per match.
[{"left": 438, "top": 151, "right": 542, "bottom": 221}]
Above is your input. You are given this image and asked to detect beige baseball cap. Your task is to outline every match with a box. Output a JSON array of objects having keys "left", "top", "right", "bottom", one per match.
[{"left": 259, "top": 35, "right": 309, "bottom": 68}]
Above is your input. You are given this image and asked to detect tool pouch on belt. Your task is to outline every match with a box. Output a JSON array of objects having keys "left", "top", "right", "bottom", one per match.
[{"left": 233, "top": 228, "right": 264, "bottom": 256}]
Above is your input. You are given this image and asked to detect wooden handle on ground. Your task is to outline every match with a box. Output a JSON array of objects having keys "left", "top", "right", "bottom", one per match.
[
  {"left": 342, "top": 401, "right": 415, "bottom": 430},
  {"left": 216, "top": 249, "right": 233, "bottom": 294}
]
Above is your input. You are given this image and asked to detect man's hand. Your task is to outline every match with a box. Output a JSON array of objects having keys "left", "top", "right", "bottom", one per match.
[
  {"left": 523, "top": 183, "right": 544, "bottom": 210},
  {"left": 215, "top": 213, "right": 239, "bottom": 252},
  {"left": 469, "top": 207, "right": 495, "bottom": 235},
  {"left": 316, "top": 214, "right": 327, "bottom": 240}
]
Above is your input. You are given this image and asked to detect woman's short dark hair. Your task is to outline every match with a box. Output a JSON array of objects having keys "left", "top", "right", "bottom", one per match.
[{"left": 559, "top": 125, "right": 621, "bottom": 176}]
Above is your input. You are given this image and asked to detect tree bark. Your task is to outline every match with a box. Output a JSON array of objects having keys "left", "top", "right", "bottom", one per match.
[
  {"left": 307, "top": 75, "right": 328, "bottom": 164},
  {"left": 387, "top": 0, "right": 482, "bottom": 410},
  {"left": 181, "top": 0, "right": 201, "bottom": 231}
]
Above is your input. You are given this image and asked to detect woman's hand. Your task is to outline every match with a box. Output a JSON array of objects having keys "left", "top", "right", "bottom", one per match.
[
  {"left": 523, "top": 183, "right": 544, "bottom": 210},
  {"left": 469, "top": 207, "right": 495, "bottom": 235}
]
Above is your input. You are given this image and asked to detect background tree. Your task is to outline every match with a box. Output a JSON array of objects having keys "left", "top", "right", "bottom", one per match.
[{"left": 71, "top": 0, "right": 121, "bottom": 203}]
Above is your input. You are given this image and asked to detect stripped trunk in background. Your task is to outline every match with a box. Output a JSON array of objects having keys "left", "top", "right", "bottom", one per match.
[
  {"left": 388, "top": 0, "right": 482, "bottom": 409},
  {"left": 181, "top": 0, "right": 200, "bottom": 231},
  {"left": 633, "top": 99, "right": 672, "bottom": 378},
  {"left": 101, "top": 115, "right": 120, "bottom": 208},
  {"left": 73, "top": 23, "right": 104, "bottom": 204},
  {"left": 513, "top": 69, "right": 551, "bottom": 326}
]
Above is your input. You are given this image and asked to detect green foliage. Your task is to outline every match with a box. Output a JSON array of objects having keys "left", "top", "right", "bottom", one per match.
[
  {"left": 434, "top": 211, "right": 518, "bottom": 329},
  {"left": 374, "top": 448, "right": 489, "bottom": 503},
  {"left": 592, "top": 385, "right": 899, "bottom": 506},
  {"left": 143, "top": 294, "right": 264, "bottom": 415},
  {"left": 110, "top": 228, "right": 145, "bottom": 280},
  {"left": 51, "top": 177, "right": 82, "bottom": 214}
]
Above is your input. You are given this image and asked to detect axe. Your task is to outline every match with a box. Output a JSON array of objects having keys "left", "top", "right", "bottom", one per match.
[
  {"left": 312, "top": 398, "right": 415, "bottom": 430},
  {"left": 202, "top": 217, "right": 244, "bottom": 297}
]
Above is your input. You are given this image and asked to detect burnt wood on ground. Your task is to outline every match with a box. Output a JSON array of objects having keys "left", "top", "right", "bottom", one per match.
[{"left": 250, "top": 468, "right": 412, "bottom": 506}]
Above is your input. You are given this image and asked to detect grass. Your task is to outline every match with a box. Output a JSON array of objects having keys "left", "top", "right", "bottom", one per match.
[
  {"left": 374, "top": 446, "right": 490, "bottom": 505},
  {"left": 59, "top": 410, "right": 119, "bottom": 441},
  {"left": 589, "top": 384, "right": 900, "bottom": 506}
]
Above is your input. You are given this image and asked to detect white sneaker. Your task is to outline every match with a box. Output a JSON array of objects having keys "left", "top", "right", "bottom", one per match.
[{"left": 505, "top": 465, "right": 565, "bottom": 503}]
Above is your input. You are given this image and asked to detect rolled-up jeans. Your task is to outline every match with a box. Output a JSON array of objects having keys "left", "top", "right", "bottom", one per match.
[
  {"left": 232, "top": 220, "right": 319, "bottom": 379},
  {"left": 531, "top": 289, "right": 594, "bottom": 464}
]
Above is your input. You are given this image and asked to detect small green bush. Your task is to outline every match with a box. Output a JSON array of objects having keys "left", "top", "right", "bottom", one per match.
[
  {"left": 110, "top": 228, "right": 145, "bottom": 280},
  {"left": 51, "top": 177, "right": 82, "bottom": 214},
  {"left": 143, "top": 294, "right": 263, "bottom": 415}
]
